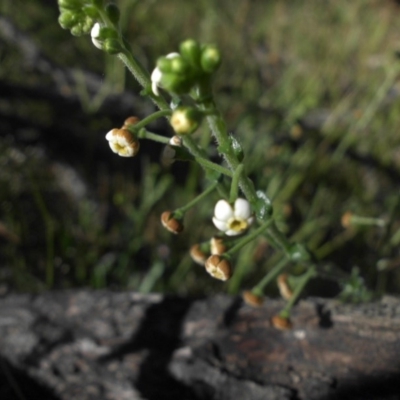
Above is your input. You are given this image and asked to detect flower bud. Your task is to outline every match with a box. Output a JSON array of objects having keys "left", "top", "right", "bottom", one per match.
[
  {"left": 205, "top": 255, "right": 232, "bottom": 281},
  {"left": 104, "top": 38, "right": 123, "bottom": 54},
  {"left": 276, "top": 274, "right": 293, "bottom": 300},
  {"left": 180, "top": 39, "right": 201, "bottom": 67},
  {"left": 210, "top": 236, "right": 227, "bottom": 255},
  {"left": 271, "top": 315, "right": 292, "bottom": 330},
  {"left": 242, "top": 291, "right": 264, "bottom": 307},
  {"left": 71, "top": 24, "right": 85, "bottom": 36},
  {"left": 341, "top": 211, "right": 353, "bottom": 228},
  {"left": 170, "top": 56, "right": 190, "bottom": 75},
  {"left": 169, "top": 135, "right": 182, "bottom": 147},
  {"left": 190, "top": 244, "right": 208, "bottom": 266},
  {"left": 170, "top": 106, "right": 202, "bottom": 135},
  {"left": 105, "top": 128, "right": 139, "bottom": 157},
  {"left": 58, "top": 0, "right": 81, "bottom": 10},
  {"left": 58, "top": 11, "right": 77, "bottom": 29},
  {"left": 200, "top": 45, "right": 221, "bottom": 73},
  {"left": 161, "top": 211, "right": 184, "bottom": 234},
  {"left": 122, "top": 116, "right": 140, "bottom": 130}
]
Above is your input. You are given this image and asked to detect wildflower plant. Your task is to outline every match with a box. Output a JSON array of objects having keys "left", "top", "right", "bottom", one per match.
[{"left": 57, "top": 0, "right": 374, "bottom": 321}]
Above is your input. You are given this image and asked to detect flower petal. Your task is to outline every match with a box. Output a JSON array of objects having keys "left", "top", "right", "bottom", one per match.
[
  {"left": 225, "top": 228, "right": 243, "bottom": 236},
  {"left": 234, "top": 198, "right": 252, "bottom": 220},
  {"left": 212, "top": 217, "right": 228, "bottom": 232},
  {"left": 214, "top": 200, "right": 233, "bottom": 221}
]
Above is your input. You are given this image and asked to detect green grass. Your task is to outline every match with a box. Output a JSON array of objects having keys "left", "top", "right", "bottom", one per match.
[{"left": 1, "top": 0, "right": 400, "bottom": 297}]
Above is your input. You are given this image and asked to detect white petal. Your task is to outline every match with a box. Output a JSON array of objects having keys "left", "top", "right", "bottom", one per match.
[
  {"left": 212, "top": 217, "right": 228, "bottom": 232},
  {"left": 105, "top": 130, "right": 114, "bottom": 141},
  {"left": 214, "top": 200, "right": 233, "bottom": 222},
  {"left": 234, "top": 198, "right": 252, "bottom": 220},
  {"left": 152, "top": 81, "right": 159, "bottom": 96},
  {"left": 91, "top": 23, "right": 103, "bottom": 49},
  {"left": 151, "top": 67, "right": 162, "bottom": 84},
  {"left": 91, "top": 23, "right": 100, "bottom": 38},
  {"left": 225, "top": 228, "right": 242, "bottom": 236}
]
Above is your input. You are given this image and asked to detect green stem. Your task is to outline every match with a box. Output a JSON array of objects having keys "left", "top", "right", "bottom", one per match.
[
  {"left": 265, "top": 223, "right": 293, "bottom": 257},
  {"left": 225, "top": 218, "right": 275, "bottom": 257},
  {"left": 349, "top": 215, "right": 386, "bottom": 227},
  {"left": 280, "top": 266, "right": 317, "bottom": 318},
  {"left": 201, "top": 103, "right": 258, "bottom": 204},
  {"left": 194, "top": 157, "right": 232, "bottom": 177},
  {"left": 130, "top": 109, "right": 172, "bottom": 132},
  {"left": 252, "top": 257, "right": 290, "bottom": 295},
  {"left": 229, "top": 164, "right": 244, "bottom": 203},
  {"left": 174, "top": 181, "right": 219, "bottom": 216},
  {"left": 137, "top": 129, "right": 170, "bottom": 144}
]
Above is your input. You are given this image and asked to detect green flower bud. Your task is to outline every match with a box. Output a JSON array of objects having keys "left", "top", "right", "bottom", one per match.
[
  {"left": 70, "top": 24, "right": 85, "bottom": 36},
  {"left": 201, "top": 45, "right": 221, "bottom": 73},
  {"left": 82, "top": 17, "right": 95, "bottom": 34},
  {"left": 160, "top": 74, "right": 192, "bottom": 95},
  {"left": 157, "top": 56, "right": 174, "bottom": 73},
  {"left": 58, "top": 11, "right": 78, "bottom": 29},
  {"left": 180, "top": 39, "right": 201, "bottom": 68},
  {"left": 104, "top": 38, "right": 123, "bottom": 54},
  {"left": 170, "top": 106, "right": 203, "bottom": 135},
  {"left": 170, "top": 56, "right": 190, "bottom": 75},
  {"left": 105, "top": 3, "right": 120, "bottom": 25},
  {"left": 58, "top": 0, "right": 81, "bottom": 11},
  {"left": 82, "top": 5, "right": 99, "bottom": 18}
]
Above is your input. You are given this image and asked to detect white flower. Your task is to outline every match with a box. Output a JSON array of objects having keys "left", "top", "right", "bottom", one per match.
[
  {"left": 105, "top": 129, "right": 139, "bottom": 157},
  {"left": 150, "top": 52, "right": 179, "bottom": 96},
  {"left": 91, "top": 23, "right": 103, "bottom": 50},
  {"left": 212, "top": 198, "right": 254, "bottom": 236}
]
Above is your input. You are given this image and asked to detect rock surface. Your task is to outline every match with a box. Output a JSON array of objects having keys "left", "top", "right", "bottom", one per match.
[{"left": 0, "top": 291, "right": 400, "bottom": 400}]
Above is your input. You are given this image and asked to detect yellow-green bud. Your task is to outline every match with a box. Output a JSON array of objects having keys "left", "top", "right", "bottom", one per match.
[
  {"left": 58, "top": 0, "right": 81, "bottom": 10},
  {"left": 58, "top": 11, "right": 77, "bottom": 29},
  {"left": 160, "top": 74, "right": 192, "bottom": 95},
  {"left": 82, "top": 5, "right": 99, "bottom": 18},
  {"left": 201, "top": 45, "right": 221, "bottom": 73},
  {"left": 180, "top": 39, "right": 201, "bottom": 67},
  {"left": 104, "top": 38, "right": 123, "bottom": 55},
  {"left": 70, "top": 24, "right": 85, "bottom": 36},
  {"left": 170, "top": 106, "right": 202, "bottom": 135},
  {"left": 170, "top": 56, "right": 190, "bottom": 75}
]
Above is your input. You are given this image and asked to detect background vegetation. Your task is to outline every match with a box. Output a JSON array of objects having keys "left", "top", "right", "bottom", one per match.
[{"left": 1, "top": 0, "right": 400, "bottom": 298}]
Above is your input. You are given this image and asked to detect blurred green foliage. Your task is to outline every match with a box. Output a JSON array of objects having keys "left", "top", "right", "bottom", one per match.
[{"left": 1, "top": 0, "right": 400, "bottom": 298}]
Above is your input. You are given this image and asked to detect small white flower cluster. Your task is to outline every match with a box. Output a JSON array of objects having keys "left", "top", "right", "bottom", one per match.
[{"left": 212, "top": 198, "right": 254, "bottom": 236}]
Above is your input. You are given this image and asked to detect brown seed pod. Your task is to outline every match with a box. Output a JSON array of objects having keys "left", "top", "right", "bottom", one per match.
[
  {"left": 210, "top": 236, "right": 227, "bottom": 255},
  {"left": 276, "top": 273, "right": 294, "bottom": 300},
  {"left": 189, "top": 244, "right": 208, "bottom": 265},
  {"left": 242, "top": 291, "right": 264, "bottom": 307},
  {"left": 204, "top": 255, "right": 232, "bottom": 281},
  {"left": 122, "top": 116, "right": 140, "bottom": 129},
  {"left": 271, "top": 314, "right": 292, "bottom": 330},
  {"left": 161, "top": 211, "right": 183, "bottom": 234}
]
